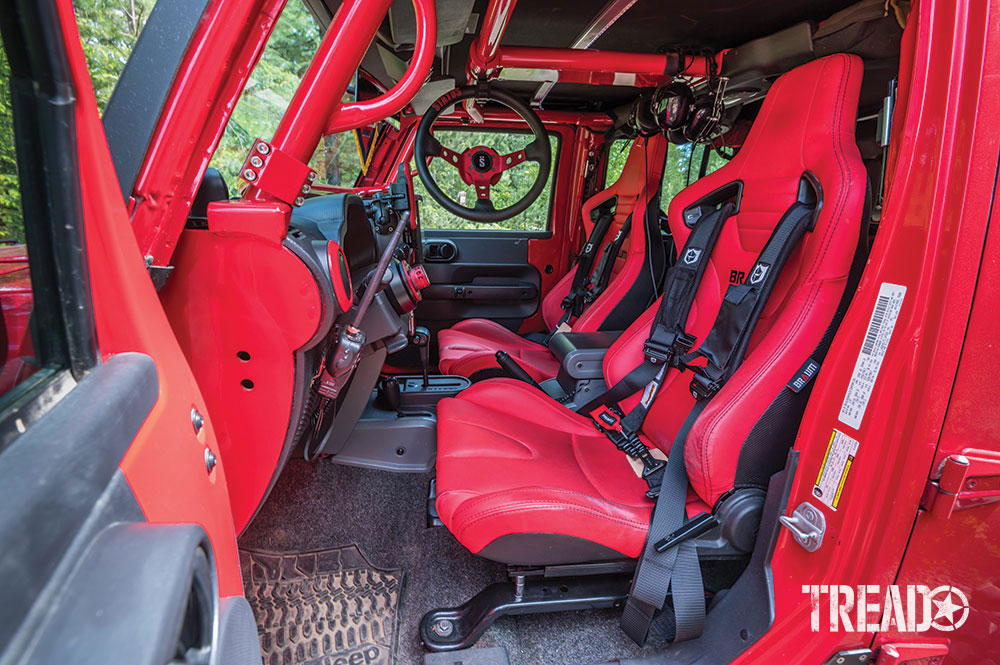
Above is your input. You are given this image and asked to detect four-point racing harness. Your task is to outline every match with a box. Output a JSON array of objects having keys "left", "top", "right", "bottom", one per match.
[{"left": 578, "top": 176, "right": 822, "bottom": 645}]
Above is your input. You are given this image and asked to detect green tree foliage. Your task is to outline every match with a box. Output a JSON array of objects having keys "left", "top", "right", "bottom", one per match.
[
  {"left": 413, "top": 130, "right": 558, "bottom": 232},
  {"left": 210, "top": 1, "right": 362, "bottom": 190},
  {"left": 0, "top": 46, "right": 21, "bottom": 241},
  {"left": 76, "top": 0, "right": 153, "bottom": 112}
]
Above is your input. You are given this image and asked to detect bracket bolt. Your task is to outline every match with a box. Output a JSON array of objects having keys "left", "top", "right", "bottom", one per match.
[
  {"left": 307, "top": 171, "right": 317, "bottom": 182},
  {"left": 249, "top": 155, "right": 264, "bottom": 168},
  {"left": 255, "top": 142, "right": 271, "bottom": 155},
  {"left": 294, "top": 196, "right": 305, "bottom": 206},
  {"left": 302, "top": 183, "right": 311, "bottom": 194},
  {"left": 204, "top": 448, "right": 217, "bottom": 474},
  {"left": 242, "top": 168, "right": 257, "bottom": 181},
  {"left": 191, "top": 408, "right": 204, "bottom": 434},
  {"left": 431, "top": 619, "right": 454, "bottom": 637}
]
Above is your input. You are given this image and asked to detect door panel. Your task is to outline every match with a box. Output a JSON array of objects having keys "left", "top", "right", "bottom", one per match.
[
  {"left": 418, "top": 229, "right": 542, "bottom": 334},
  {"left": 1, "top": 354, "right": 257, "bottom": 665}
]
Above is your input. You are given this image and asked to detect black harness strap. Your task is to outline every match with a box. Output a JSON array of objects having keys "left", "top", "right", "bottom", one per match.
[
  {"left": 551, "top": 196, "right": 618, "bottom": 335},
  {"left": 620, "top": 194, "right": 819, "bottom": 646},
  {"left": 682, "top": 200, "right": 816, "bottom": 399},
  {"left": 577, "top": 201, "right": 737, "bottom": 492},
  {"left": 587, "top": 215, "right": 630, "bottom": 299}
]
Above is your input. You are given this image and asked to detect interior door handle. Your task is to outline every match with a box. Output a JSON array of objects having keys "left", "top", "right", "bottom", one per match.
[
  {"left": 422, "top": 283, "right": 538, "bottom": 301},
  {"left": 423, "top": 240, "right": 457, "bottom": 262}
]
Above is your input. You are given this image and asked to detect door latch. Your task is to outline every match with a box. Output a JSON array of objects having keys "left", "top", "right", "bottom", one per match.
[{"left": 779, "top": 501, "right": 826, "bottom": 552}]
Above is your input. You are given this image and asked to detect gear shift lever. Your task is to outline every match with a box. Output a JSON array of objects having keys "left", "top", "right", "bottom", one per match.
[{"left": 411, "top": 326, "right": 430, "bottom": 387}]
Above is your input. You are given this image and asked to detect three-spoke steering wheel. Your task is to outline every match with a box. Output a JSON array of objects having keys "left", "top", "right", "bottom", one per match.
[{"left": 414, "top": 86, "right": 552, "bottom": 223}]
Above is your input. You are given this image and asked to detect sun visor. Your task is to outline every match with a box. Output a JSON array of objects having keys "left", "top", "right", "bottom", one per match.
[{"left": 389, "top": 0, "right": 476, "bottom": 48}]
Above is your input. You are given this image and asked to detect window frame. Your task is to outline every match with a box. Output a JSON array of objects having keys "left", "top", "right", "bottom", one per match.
[{"left": 0, "top": 0, "right": 99, "bottom": 446}]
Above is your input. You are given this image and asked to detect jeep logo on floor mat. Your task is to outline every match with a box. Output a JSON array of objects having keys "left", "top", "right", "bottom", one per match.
[{"left": 322, "top": 645, "right": 384, "bottom": 665}]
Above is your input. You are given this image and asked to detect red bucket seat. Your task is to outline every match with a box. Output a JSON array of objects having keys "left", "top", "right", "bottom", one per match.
[
  {"left": 435, "top": 54, "right": 866, "bottom": 566},
  {"left": 437, "top": 135, "right": 669, "bottom": 382}
]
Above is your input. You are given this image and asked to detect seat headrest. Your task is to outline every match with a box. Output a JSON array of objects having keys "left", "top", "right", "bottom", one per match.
[{"left": 666, "top": 54, "right": 865, "bottom": 247}]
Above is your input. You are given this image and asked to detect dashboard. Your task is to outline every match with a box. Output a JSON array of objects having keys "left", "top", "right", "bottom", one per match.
[{"left": 284, "top": 168, "right": 428, "bottom": 460}]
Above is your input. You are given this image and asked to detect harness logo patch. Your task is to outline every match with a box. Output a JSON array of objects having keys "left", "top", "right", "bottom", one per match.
[
  {"left": 748, "top": 262, "right": 770, "bottom": 285},
  {"left": 683, "top": 248, "right": 702, "bottom": 265},
  {"left": 729, "top": 270, "right": 746, "bottom": 285}
]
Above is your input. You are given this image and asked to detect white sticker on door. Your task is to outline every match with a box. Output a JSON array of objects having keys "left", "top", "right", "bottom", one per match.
[
  {"left": 837, "top": 282, "right": 906, "bottom": 430},
  {"left": 813, "top": 429, "right": 860, "bottom": 510}
]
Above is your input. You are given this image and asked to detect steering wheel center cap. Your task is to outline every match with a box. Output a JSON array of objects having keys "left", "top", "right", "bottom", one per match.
[{"left": 471, "top": 150, "right": 494, "bottom": 173}]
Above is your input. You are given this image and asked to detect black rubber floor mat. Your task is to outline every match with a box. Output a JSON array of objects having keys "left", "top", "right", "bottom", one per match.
[{"left": 240, "top": 545, "right": 403, "bottom": 665}]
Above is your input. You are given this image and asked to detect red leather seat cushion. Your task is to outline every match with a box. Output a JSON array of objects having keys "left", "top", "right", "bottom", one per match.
[
  {"left": 437, "top": 319, "right": 561, "bottom": 382},
  {"left": 436, "top": 378, "right": 711, "bottom": 560}
]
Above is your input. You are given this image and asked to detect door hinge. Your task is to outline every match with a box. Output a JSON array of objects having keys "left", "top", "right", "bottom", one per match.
[
  {"left": 920, "top": 451, "right": 1000, "bottom": 519},
  {"left": 875, "top": 642, "right": 948, "bottom": 665}
]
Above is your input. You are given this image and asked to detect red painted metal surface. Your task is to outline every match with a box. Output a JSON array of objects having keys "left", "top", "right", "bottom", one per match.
[
  {"left": 497, "top": 46, "right": 716, "bottom": 78},
  {"left": 0, "top": 245, "right": 34, "bottom": 394},
  {"left": 159, "top": 200, "right": 324, "bottom": 533},
  {"left": 130, "top": 0, "right": 288, "bottom": 268},
  {"left": 239, "top": 139, "right": 317, "bottom": 206},
  {"left": 467, "top": 0, "right": 518, "bottom": 78},
  {"left": 875, "top": 643, "right": 949, "bottom": 665},
  {"left": 324, "top": 0, "right": 437, "bottom": 135},
  {"left": 873, "top": 137, "right": 1000, "bottom": 661},
  {"left": 731, "top": 0, "right": 1000, "bottom": 660},
  {"left": 254, "top": 0, "right": 399, "bottom": 169},
  {"left": 57, "top": 0, "right": 243, "bottom": 594}
]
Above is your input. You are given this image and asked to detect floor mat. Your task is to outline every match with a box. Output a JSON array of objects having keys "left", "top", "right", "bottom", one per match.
[
  {"left": 240, "top": 545, "right": 403, "bottom": 665},
  {"left": 240, "top": 460, "right": 661, "bottom": 665}
]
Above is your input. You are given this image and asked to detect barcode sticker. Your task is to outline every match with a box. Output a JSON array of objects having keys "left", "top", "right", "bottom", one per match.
[{"left": 838, "top": 283, "right": 906, "bottom": 429}]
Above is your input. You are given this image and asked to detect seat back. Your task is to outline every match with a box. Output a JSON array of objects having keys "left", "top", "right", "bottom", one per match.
[
  {"left": 540, "top": 135, "right": 668, "bottom": 332},
  {"left": 603, "top": 54, "right": 867, "bottom": 507}
]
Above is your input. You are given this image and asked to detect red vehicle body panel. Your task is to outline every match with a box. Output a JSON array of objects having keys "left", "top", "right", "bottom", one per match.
[
  {"left": 0, "top": 246, "right": 33, "bottom": 394},
  {"left": 743, "top": 0, "right": 1000, "bottom": 659},
  {"left": 55, "top": 0, "right": 243, "bottom": 595}
]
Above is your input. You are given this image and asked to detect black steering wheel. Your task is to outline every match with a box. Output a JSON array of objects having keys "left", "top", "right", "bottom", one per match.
[{"left": 414, "top": 86, "right": 552, "bottom": 223}]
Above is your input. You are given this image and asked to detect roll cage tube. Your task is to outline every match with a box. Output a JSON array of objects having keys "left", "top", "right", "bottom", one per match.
[
  {"left": 245, "top": 0, "right": 436, "bottom": 201},
  {"left": 414, "top": 86, "right": 552, "bottom": 223}
]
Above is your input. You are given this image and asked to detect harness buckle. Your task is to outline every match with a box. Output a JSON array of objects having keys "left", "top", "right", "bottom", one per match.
[
  {"left": 642, "top": 339, "right": 675, "bottom": 365},
  {"left": 690, "top": 372, "right": 721, "bottom": 400}
]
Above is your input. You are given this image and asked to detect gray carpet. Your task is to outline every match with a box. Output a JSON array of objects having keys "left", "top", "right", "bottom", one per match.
[{"left": 240, "top": 459, "right": 663, "bottom": 665}]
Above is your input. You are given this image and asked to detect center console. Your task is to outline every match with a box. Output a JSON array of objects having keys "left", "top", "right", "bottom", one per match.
[{"left": 537, "top": 331, "right": 620, "bottom": 409}]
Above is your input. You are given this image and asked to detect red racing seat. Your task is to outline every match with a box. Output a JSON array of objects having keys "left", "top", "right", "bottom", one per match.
[
  {"left": 437, "top": 135, "right": 669, "bottom": 382},
  {"left": 435, "top": 54, "right": 867, "bottom": 565}
]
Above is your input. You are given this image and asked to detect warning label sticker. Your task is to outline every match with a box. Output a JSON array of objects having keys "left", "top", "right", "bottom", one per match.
[
  {"left": 838, "top": 283, "right": 906, "bottom": 430},
  {"left": 813, "top": 429, "right": 860, "bottom": 510}
]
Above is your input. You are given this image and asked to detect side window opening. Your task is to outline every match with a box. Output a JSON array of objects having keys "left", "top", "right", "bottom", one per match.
[
  {"left": 412, "top": 129, "right": 559, "bottom": 232},
  {"left": 604, "top": 137, "right": 633, "bottom": 188},
  {"left": 660, "top": 143, "right": 729, "bottom": 213}
]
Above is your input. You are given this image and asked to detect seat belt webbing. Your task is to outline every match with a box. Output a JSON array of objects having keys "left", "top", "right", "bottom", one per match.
[
  {"left": 551, "top": 196, "right": 618, "bottom": 335},
  {"left": 576, "top": 201, "right": 737, "bottom": 478},
  {"left": 619, "top": 195, "right": 819, "bottom": 646}
]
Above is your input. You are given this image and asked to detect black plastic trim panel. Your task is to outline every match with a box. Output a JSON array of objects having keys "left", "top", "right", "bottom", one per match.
[
  {"left": 0, "top": 353, "right": 158, "bottom": 651},
  {"left": 103, "top": 0, "right": 210, "bottom": 200}
]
